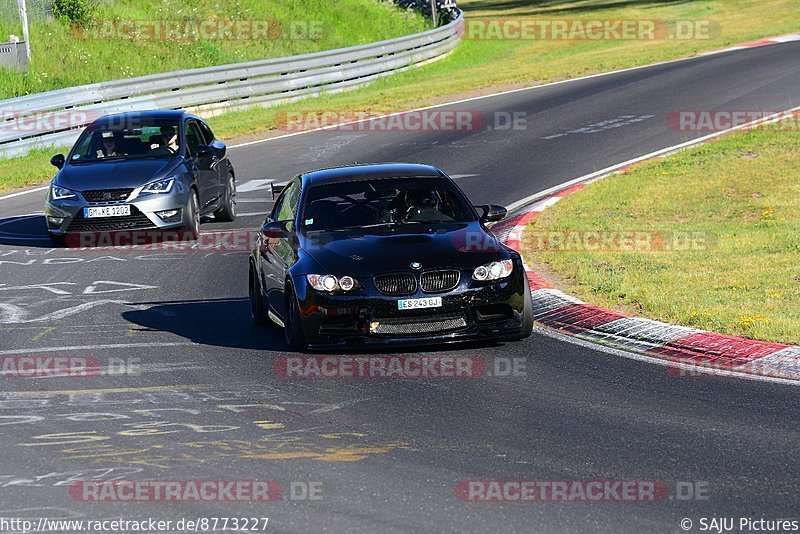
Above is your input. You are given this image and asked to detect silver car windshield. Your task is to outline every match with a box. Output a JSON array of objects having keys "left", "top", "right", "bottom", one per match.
[{"left": 69, "top": 123, "right": 181, "bottom": 163}]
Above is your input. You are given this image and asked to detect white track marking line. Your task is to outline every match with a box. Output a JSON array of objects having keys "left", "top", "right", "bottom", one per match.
[
  {"left": 0, "top": 186, "right": 48, "bottom": 202},
  {"left": 2, "top": 38, "right": 797, "bottom": 203},
  {"left": 506, "top": 104, "right": 800, "bottom": 212},
  {"left": 227, "top": 39, "right": 800, "bottom": 150},
  {"left": 0, "top": 342, "right": 194, "bottom": 355},
  {"left": 237, "top": 179, "right": 273, "bottom": 193}
]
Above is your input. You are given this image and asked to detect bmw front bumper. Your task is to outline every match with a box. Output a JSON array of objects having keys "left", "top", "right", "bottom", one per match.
[{"left": 293, "top": 269, "right": 529, "bottom": 350}]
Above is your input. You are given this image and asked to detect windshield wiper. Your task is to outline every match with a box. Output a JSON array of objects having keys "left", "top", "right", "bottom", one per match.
[{"left": 327, "top": 222, "right": 397, "bottom": 231}]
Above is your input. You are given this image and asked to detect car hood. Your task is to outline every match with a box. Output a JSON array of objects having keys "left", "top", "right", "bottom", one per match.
[
  {"left": 55, "top": 157, "right": 184, "bottom": 190},
  {"left": 299, "top": 222, "right": 509, "bottom": 276}
]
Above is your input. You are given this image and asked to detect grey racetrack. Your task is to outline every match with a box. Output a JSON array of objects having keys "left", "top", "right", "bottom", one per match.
[{"left": 0, "top": 42, "right": 799, "bottom": 533}]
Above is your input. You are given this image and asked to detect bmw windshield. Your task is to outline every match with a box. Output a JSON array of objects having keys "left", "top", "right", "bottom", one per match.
[
  {"left": 68, "top": 120, "right": 182, "bottom": 164},
  {"left": 301, "top": 177, "right": 477, "bottom": 231}
]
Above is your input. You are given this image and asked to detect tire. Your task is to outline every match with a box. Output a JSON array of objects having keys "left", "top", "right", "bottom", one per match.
[
  {"left": 510, "top": 280, "right": 534, "bottom": 341},
  {"left": 49, "top": 233, "right": 66, "bottom": 247},
  {"left": 284, "top": 284, "right": 308, "bottom": 352},
  {"left": 183, "top": 190, "right": 200, "bottom": 241},
  {"left": 214, "top": 172, "right": 236, "bottom": 222},
  {"left": 249, "top": 263, "right": 269, "bottom": 325}
]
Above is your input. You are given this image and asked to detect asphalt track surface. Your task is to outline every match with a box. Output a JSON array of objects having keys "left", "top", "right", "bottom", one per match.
[{"left": 0, "top": 43, "right": 799, "bottom": 533}]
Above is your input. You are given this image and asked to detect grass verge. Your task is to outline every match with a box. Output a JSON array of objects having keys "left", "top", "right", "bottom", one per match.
[
  {"left": 2, "top": 0, "right": 800, "bottom": 194},
  {"left": 0, "top": 0, "right": 428, "bottom": 97},
  {"left": 0, "top": 148, "right": 56, "bottom": 193},
  {"left": 521, "top": 125, "right": 800, "bottom": 344}
]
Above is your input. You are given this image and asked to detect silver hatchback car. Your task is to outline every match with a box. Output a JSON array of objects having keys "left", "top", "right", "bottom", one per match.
[{"left": 45, "top": 110, "right": 236, "bottom": 246}]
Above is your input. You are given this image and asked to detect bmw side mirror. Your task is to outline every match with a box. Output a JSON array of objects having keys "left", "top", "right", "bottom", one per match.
[
  {"left": 50, "top": 154, "right": 65, "bottom": 169},
  {"left": 261, "top": 220, "right": 290, "bottom": 238},
  {"left": 479, "top": 204, "right": 507, "bottom": 223}
]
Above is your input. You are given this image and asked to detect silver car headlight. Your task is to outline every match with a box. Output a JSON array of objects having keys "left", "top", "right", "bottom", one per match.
[
  {"left": 141, "top": 177, "right": 175, "bottom": 194},
  {"left": 51, "top": 184, "right": 77, "bottom": 200},
  {"left": 472, "top": 259, "right": 514, "bottom": 281},
  {"left": 306, "top": 274, "right": 361, "bottom": 292}
]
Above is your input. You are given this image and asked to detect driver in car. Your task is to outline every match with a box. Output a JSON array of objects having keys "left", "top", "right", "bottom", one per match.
[
  {"left": 150, "top": 126, "right": 178, "bottom": 154},
  {"left": 148, "top": 125, "right": 180, "bottom": 156},
  {"left": 160, "top": 125, "right": 179, "bottom": 152},
  {"left": 96, "top": 131, "right": 120, "bottom": 158},
  {"left": 401, "top": 190, "right": 445, "bottom": 222}
]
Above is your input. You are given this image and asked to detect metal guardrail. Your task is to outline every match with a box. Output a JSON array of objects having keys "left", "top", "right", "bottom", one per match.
[
  {"left": 0, "top": 41, "right": 28, "bottom": 72},
  {"left": 0, "top": 12, "right": 464, "bottom": 158}
]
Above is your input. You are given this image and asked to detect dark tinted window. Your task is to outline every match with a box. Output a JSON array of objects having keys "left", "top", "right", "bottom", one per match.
[
  {"left": 70, "top": 120, "right": 181, "bottom": 163},
  {"left": 185, "top": 121, "right": 206, "bottom": 156},
  {"left": 301, "top": 177, "right": 475, "bottom": 231},
  {"left": 197, "top": 120, "right": 214, "bottom": 143}
]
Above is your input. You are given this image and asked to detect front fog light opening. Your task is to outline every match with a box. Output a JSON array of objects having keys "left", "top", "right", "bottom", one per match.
[
  {"left": 156, "top": 209, "right": 181, "bottom": 222},
  {"left": 46, "top": 216, "right": 65, "bottom": 229}
]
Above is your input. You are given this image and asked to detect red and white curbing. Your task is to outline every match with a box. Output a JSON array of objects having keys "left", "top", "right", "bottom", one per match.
[
  {"left": 698, "top": 32, "right": 800, "bottom": 56},
  {"left": 494, "top": 186, "right": 800, "bottom": 383}
]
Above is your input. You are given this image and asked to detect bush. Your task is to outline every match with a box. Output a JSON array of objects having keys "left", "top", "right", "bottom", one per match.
[{"left": 52, "top": 0, "right": 94, "bottom": 25}]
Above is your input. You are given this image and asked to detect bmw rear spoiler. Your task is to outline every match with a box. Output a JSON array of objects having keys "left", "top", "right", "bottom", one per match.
[{"left": 270, "top": 182, "right": 286, "bottom": 200}]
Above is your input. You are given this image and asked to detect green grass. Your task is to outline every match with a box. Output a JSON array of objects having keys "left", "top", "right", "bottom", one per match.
[
  {"left": 0, "top": 0, "right": 429, "bottom": 97},
  {"left": 208, "top": 0, "right": 800, "bottom": 140},
  {"left": 522, "top": 125, "right": 800, "bottom": 344},
  {"left": 3, "top": 0, "right": 800, "bottom": 193},
  {"left": 0, "top": 147, "right": 57, "bottom": 191}
]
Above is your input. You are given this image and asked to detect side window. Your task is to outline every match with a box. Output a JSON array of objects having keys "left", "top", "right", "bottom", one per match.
[
  {"left": 274, "top": 180, "right": 300, "bottom": 222},
  {"left": 185, "top": 121, "right": 206, "bottom": 156},
  {"left": 197, "top": 120, "right": 215, "bottom": 143}
]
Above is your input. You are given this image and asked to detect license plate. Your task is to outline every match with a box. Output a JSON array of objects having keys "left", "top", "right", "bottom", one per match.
[
  {"left": 397, "top": 297, "right": 442, "bottom": 310},
  {"left": 84, "top": 205, "right": 131, "bottom": 218}
]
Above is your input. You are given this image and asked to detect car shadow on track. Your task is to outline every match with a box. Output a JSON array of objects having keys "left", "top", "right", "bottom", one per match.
[
  {"left": 122, "top": 297, "right": 288, "bottom": 351},
  {"left": 122, "top": 297, "right": 502, "bottom": 355},
  {"left": 0, "top": 214, "right": 225, "bottom": 248},
  {"left": 0, "top": 215, "right": 53, "bottom": 247}
]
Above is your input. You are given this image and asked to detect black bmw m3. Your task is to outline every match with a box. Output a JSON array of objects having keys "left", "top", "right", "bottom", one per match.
[{"left": 249, "top": 163, "right": 533, "bottom": 351}]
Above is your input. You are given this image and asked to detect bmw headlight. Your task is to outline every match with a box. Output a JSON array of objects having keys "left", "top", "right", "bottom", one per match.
[
  {"left": 51, "top": 184, "right": 77, "bottom": 200},
  {"left": 472, "top": 259, "right": 514, "bottom": 281},
  {"left": 306, "top": 274, "right": 360, "bottom": 292},
  {"left": 141, "top": 177, "right": 175, "bottom": 194}
]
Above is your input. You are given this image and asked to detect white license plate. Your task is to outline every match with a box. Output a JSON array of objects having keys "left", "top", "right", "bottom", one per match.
[
  {"left": 84, "top": 205, "right": 131, "bottom": 218},
  {"left": 397, "top": 297, "right": 442, "bottom": 310}
]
